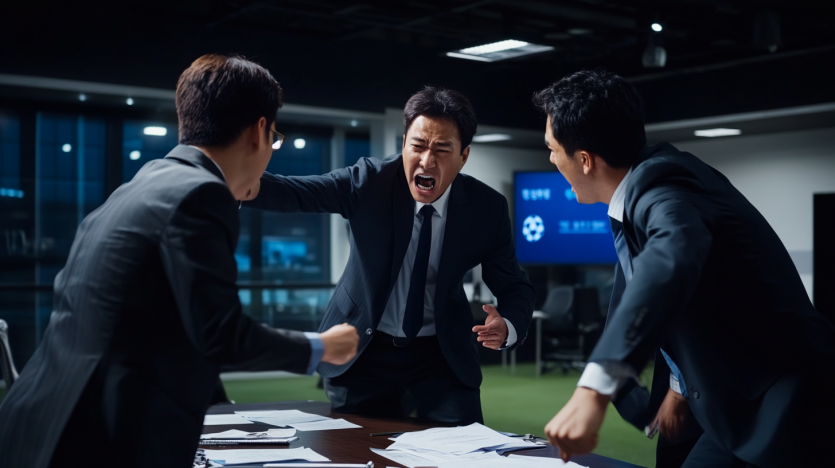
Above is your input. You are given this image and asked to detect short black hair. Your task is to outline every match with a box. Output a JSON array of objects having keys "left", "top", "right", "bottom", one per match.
[
  {"left": 176, "top": 54, "right": 283, "bottom": 147},
  {"left": 403, "top": 87, "right": 477, "bottom": 154},
  {"left": 533, "top": 69, "right": 646, "bottom": 169}
]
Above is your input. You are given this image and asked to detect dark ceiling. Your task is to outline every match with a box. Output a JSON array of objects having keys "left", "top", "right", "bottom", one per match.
[{"left": 2, "top": 0, "right": 835, "bottom": 129}]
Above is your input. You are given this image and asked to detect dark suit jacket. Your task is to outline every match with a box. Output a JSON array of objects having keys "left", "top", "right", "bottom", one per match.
[
  {"left": 0, "top": 146, "right": 312, "bottom": 468},
  {"left": 593, "top": 143, "right": 835, "bottom": 460},
  {"left": 246, "top": 155, "right": 535, "bottom": 389}
]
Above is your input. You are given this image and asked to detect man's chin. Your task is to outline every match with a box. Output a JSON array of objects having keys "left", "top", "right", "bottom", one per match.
[{"left": 409, "top": 185, "right": 437, "bottom": 204}]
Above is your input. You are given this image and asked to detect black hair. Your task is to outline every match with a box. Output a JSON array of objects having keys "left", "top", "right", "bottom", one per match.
[
  {"left": 403, "top": 86, "right": 477, "bottom": 153},
  {"left": 533, "top": 69, "right": 646, "bottom": 169},
  {"left": 176, "top": 54, "right": 283, "bottom": 147}
]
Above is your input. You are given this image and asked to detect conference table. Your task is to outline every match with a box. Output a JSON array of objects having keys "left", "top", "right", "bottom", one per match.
[{"left": 202, "top": 401, "right": 644, "bottom": 468}]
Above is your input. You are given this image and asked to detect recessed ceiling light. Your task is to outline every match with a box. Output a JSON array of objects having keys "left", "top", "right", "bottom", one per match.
[
  {"left": 694, "top": 128, "right": 742, "bottom": 138},
  {"left": 567, "top": 28, "right": 593, "bottom": 35},
  {"left": 78, "top": 94, "right": 87, "bottom": 102},
  {"left": 350, "top": 120, "right": 358, "bottom": 127},
  {"left": 651, "top": 23, "right": 663, "bottom": 32},
  {"left": 126, "top": 97, "right": 134, "bottom": 106},
  {"left": 143, "top": 126, "right": 167, "bottom": 136},
  {"left": 472, "top": 134, "right": 512, "bottom": 143},
  {"left": 129, "top": 151, "right": 141, "bottom": 160},
  {"left": 447, "top": 39, "right": 554, "bottom": 62},
  {"left": 294, "top": 138, "right": 306, "bottom": 149},
  {"left": 62, "top": 144, "right": 72, "bottom": 152}
]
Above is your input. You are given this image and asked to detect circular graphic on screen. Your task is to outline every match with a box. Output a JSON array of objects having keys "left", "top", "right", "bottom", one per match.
[{"left": 522, "top": 215, "right": 545, "bottom": 242}]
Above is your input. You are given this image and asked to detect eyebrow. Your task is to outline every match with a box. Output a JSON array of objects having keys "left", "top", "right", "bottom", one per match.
[{"left": 410, "top": 137, "right": 453, "bottom": 148}]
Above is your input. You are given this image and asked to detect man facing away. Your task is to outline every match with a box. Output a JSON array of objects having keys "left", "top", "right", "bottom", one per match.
[
  {"left": 538, "top": 70, "right": 835, "bottom": 467},
  {"left": 242, "top": 87, "right": 536, "bottom": 424},
  {"left": 0, "top": 54, "right": 358, "bottom": 468}
]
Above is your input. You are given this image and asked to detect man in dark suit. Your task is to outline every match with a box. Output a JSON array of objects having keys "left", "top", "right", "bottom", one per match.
[
  {"left": 242, "top": 87, "right": 536, "bottom": 424},
  {"left": 0, "top": 54, "right": 358, "bottom": 468},
  {"left": 537, "top": 70, "right": 835, "bottom": 467}
]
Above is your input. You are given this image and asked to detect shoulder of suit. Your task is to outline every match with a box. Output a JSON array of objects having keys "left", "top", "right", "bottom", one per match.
[
  {"left": 126, "top": 158, "right": 234, "bottom": 212},
  {"left": 631, "top": 143, "right": 705, "bottom": 186}
]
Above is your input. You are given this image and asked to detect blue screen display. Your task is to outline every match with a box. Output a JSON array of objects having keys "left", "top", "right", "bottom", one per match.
[{"left": 514, "top": 171, "right": 618, "bottom": 265}]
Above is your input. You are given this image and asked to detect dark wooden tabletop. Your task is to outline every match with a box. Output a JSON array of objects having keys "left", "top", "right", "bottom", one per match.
[{"left": 203, "top": 401, "right": 645, "bottom": 468}]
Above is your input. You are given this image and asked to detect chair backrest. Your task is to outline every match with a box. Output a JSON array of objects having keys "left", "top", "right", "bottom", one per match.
[
  {"left": 0, "top": 319, "right": 19, "bottom": 390},
  {"left": 541, "top": 286, "right": 574, "bottom": 332},
  {"left": 573, "top": 288, "right": 602, "bottom": 327}
]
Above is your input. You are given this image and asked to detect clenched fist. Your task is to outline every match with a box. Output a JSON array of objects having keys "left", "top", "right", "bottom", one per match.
[
  {"left": 319, "top": 323, "right": 359, "bottom": 365},
  {"left": 545, "top": 387, "right": 610, "bottom": 462}
]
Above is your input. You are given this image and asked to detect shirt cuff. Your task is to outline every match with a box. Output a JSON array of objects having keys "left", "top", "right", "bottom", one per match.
[
  {"left": 303, "top": 332, "right": 324, "bottom": 375},
  {"left": 577, "top": 361, "right": 637, "bottom": 396},
  {"left": 499, "top": 318, "right": 517, "bottom": 349}
]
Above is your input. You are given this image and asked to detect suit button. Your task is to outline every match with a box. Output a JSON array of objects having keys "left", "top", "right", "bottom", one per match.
[
  {"left": 365, "top": 328, "right": 372, "bottom": 335},
  {"left": 693, "top": 390, "right": 700, "bottom": 399}
]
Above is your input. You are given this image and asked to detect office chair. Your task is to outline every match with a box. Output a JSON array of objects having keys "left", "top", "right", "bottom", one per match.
[
  {"left": 539, "top": 287, "right": 602, "bottom": 374},
  {"left": 0, "top": 319, "right": 19, "bottom": 390}
]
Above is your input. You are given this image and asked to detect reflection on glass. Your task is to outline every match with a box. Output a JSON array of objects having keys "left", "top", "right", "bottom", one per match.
[{"left": 122, "top": 121, "right": 178, "bottom": 182}]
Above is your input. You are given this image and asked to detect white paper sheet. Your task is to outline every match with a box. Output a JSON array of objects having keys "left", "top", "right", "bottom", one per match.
[
  {"left": 200, "top": 428, "right": 296, "bottom": 439},
  {"left": 236, "top": 409, "right": 331, "bottom": 427},
  {"left": 290, "top": 418, "right": 362, "bottom": 431},
  {"left": 387, "top": 423, "right": 534, "bottom": 455},
  {"left": 203, "top": 414, "right": 254, "bottom": 425},
  {"left": 204, "top": 447, "right": 329, "bottom": 465},
  {"left": 370, "top": 447, "right": 437, "bottom": 468}
]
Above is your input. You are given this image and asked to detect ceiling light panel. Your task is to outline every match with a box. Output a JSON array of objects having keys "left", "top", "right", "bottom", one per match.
[
  {"left": 694, "top": 128, "right": 742, "bottom": 138},
  {"left": 448, "top": 40, "right": 554, "bottom": 62},
  {"left": 472, "top": 134, "right": 512, "bottom": 143}
]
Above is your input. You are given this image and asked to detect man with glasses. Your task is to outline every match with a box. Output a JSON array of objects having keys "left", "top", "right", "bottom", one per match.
[
  {"left": 243, "top": 87, "right": 536, "bottom": 424},
  {"left": 0, "top": 54, "right": 359, "bottom": 468}
]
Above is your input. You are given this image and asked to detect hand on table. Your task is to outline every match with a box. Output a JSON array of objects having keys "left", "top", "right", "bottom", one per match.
[
  {"left": 472, "top": 305, "right": 508, "bottom": 349},
  {"left": 653, "top": 388, "right": 688, "bottom": 440},
  {"left": 319, "top": 323, "right": 359, "bottom": 365},
  {"left": 545, "top": 387, "right": 610, "bottom": 462}
]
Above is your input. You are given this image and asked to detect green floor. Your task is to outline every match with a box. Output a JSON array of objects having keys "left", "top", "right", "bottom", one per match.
[{"left": 223, "top": 363, "right": 656, "bottom": 467}]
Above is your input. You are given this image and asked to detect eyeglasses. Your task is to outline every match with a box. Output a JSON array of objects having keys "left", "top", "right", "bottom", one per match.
[{"left": 271, "top": 129, "right": 285, "bottom": 150}]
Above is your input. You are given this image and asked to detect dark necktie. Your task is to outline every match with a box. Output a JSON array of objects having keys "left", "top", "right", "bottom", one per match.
[
  {"left": 402, "top": 205, "right": 435, "bottom": 342},
  {"left": 610, "top": 216, "right": 688, "bottom": 396}
]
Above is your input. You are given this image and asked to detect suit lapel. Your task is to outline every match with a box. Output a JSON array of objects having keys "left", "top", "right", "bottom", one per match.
[
  {"left": 389, "top": 163, "right": 416, "bottom": 287},
  {"left": 433, "top": 175, "right": 470, "bottom": 316}
]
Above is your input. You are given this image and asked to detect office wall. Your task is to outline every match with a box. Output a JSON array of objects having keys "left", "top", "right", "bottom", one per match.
[
  {"left": 673, "top": 126, "right": 835, "bottom": 299},
  {"left": 462, "top": 144, "right": 555, "bottom": 200}
]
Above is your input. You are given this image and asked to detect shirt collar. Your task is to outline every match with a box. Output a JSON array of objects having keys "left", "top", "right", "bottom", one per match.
[
  {"left": 415, "top": 183, "right": 452, "bottom": 219},
  {"left": 607, "top": 167, "right": 633, "bottom": 222},
  {"left": 188, "top": 145, "right": 227, "bottom": 183}
]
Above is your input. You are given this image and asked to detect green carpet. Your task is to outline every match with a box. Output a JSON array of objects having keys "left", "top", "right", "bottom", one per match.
[{"left": 222, "top": 363, "right": 656, "bottom": 467}]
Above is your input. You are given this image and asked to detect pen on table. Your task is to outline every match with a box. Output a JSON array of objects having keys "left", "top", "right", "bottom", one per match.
[{"left": 369, "top": 431, "right": 405, "bottom": 437}]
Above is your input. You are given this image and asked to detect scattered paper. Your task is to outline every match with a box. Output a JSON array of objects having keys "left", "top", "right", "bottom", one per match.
[
  {"left": 203, "top": 414, "right": 254, "bottom": 425},
  {"left": 236, "top": 409, "right": 331, "bottom": 427},
  {"left": 290, "top": 418, "right": 361, "bottom": 431},
  {"left": 371, "top": 447, "right": 437, "bottom": 468},
  {"left": 201, "top": 428, "right": 296, "bottom": 440},
  {"left": 204, "top": 447, "right": 329, "bottom": 465},
  {"left": 387, "top": 423, "right": 535, "bottom": 455}
]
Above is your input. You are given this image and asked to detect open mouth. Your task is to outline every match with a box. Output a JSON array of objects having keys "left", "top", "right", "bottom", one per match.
[{"left": 415, "top": 174, "right": 436, "bottom": 192}]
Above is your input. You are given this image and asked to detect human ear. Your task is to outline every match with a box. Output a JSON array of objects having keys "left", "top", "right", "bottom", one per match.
[
  {"left": 252, "top": 117, "right": 268, "bottom": 149},
  {"left": 460, "top": 146, "right": 470, "bottom": 167},
  {"left": 580, "top": 150, "right": 595, "bottom": 175}
]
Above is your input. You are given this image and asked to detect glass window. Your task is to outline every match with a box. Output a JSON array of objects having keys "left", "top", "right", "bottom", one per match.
[
  {"left": 122, "top": 121, "right": 179, "bottom": 182},
  {"left": 35, "top": 113, "right": 107, "bottom": 339},
  {"left": 345, "top": 133, "right": 370, "bottom": 167}
]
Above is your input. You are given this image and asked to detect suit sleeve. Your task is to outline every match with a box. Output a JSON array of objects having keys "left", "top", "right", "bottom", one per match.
[
  {"left": 589, "top": 189, "right": 713, "bottom": 373},
  {"left": 481, "top": 196, "right": 536, "bottom": 349},
  {"left": 160, "top": 182, "right": 311, "bottom": 373},
  {"left": 243, "top": 158, "right": 378, "bottom": 219}
]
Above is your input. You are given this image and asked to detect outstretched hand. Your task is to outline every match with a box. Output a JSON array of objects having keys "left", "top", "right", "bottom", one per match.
[{"left": 471, "top": 304, "right": 508, "bottom": 350}]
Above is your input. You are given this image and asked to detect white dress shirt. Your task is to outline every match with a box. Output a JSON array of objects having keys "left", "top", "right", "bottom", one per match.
[{"left": 377, "top": 186, "right": 517, "bottom": 346}]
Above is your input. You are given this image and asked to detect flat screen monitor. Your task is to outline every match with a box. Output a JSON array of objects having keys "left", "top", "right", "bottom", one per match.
[{"left": 514, "top": 171, "right": 618, "bottom": 265}]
